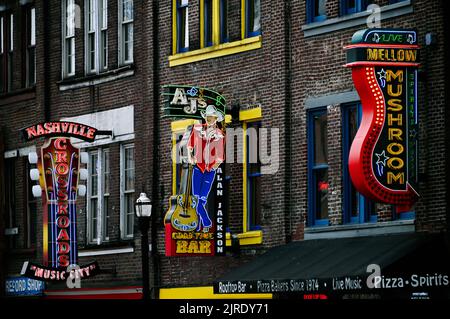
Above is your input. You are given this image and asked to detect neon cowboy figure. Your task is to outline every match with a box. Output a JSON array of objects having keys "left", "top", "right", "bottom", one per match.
[{"left": 187, "top": 105, "right": 225, "bottom": 232}]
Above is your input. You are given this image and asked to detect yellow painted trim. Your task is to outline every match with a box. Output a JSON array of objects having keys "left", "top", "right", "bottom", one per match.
[
  {"left": 200, "top": 0, "right": 204, "bottom": 49},
  {"left": 241, "top": 0, "right": 246, "bottom": 39},
  {"left": 160, "top": 286, "right": 272, "bottom": 299},
  {"left": 226, "top": 230, "right": 263, "bottom": 246},
  {"left": 243, "top": 121, "right": 248, "bottom": 232},
  {"left": 169, "top": 36, "right": 262, "bottom": 67},
  {"left": 240, "top": 108, "right": 263, "bottom": 241},
  {"left": 171, "top": 119, "right": 199, "bottom": 132},
  {"left": 213, "top": 0, "right": 220, "bottom": 45},
  {"left": 225, "top": 114, "right": 232, "bottom": 124},
  {"left": 172, "top": 134, "right": 177, "bottom": 195},
  {"left": 239, "top": 107, "right": 262, "bottom": 121},
  {"left": 172, "top": 0, "right": 177, "bottom": 55}
]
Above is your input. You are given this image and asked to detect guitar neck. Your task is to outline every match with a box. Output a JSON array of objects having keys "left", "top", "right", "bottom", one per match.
[{"left": 184, "top": 164, "right": 193, "bottom": 210}]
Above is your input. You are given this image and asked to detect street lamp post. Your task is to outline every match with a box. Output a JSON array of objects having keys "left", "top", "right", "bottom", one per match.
[{"left": 135, "top": 193, "right": 152, "bottom": 300}]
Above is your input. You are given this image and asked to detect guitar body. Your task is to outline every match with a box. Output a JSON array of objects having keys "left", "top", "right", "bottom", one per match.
[{"left": 166, "top": 193, "right": 198, "bottom": 232}]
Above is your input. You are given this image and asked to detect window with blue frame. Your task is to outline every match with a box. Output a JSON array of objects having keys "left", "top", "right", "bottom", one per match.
[
  {"left": 246, "top": 0, "right": 261, "bottom": 38},
  {"left": 392, "top": 206, "right": 415, "bottom": 220},
  {"left": 306, "top": 0, "right": 327, "bottom": 24},
  {"left": 220, "top": 0, "right": 228, "bottom": 43},
  {"left": 389, "top": 0, "right": 407, "bottom": 4},
  {"left": 204, "top": 0, "right": 213, "bottom": 47},
  {"left": 342, "top": 103, "right": 376, "bottom": 224},
  {"left": 340, "top": 0, "right": 372, "bottom": 16},
  {"left": 247, "top": 122, "right": 262, "bottom": 230},
  {"left": 177, "top": 0, "right": 189, "bottom": 53},
  {"left": 308, "top": 110, "right": 329, "bottom": 226}
]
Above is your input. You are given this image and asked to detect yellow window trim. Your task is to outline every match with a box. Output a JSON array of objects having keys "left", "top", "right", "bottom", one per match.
[
  {"left": 160, "top": 286, "right": 272, "bottom": 299},
  {"left": 213, "top": 0, "right": 220, "bottom": 45},
  {"left": 242, "top": 107, "right": 262, "bottom": 235},
  {"left": 200, "top": 0, "right": 205, "bottom": 49},
  {"left": 171, "top": 119, "right": 199, "bottom": 132},
  {"left": 239, "top": 107, "right": 262, "bottom": 122},
  {"left": 174, "top": 0, "right": 252, "bottom": 56},
  {"left": 170, "top": 117, "right": 231, "bottom": 133},
  {"left": 200, "top": 0, "right": 220, "bottom": 49},
  {"left": 241, "top": 0, "right": 246, "bottom": 39},
  {"left": 172, "top": 0, "right": 177, "bottom": 55},
  {"left": 169, "top": 36, "right": 262, "bottom": 67},
  {"left": 226, "top": 230, "right": 263, "bottom": 246}
]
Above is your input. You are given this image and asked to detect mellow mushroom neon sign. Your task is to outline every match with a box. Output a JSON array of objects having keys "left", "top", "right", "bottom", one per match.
[{"left": 345, "top": 29, "right": 420, "bottom": 212}]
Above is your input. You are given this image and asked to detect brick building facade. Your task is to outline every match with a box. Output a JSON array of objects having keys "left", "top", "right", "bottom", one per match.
[{"left": 1, "top": 0, "right": 449, "bottom": 299}]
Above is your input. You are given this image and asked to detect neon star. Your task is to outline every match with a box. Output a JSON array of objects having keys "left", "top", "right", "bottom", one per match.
[
  {"left": 377, "top": 68, "right": 387, "bottom": 80},
  {"left": 375, "top": 150, "right": 389, "bottom": 167}
]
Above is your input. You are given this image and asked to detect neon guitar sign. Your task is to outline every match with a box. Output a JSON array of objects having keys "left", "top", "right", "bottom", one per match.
[
  {"left": 41, "top": 137, "right": 79, "bottom": 267},
  {"left": 163, "top": 85, "right": 227, "bottom": 257},
  {"left": 345, "top": 29, "right": 419, "bottom": 212},
  {"left": 20, "top": 122, "right": 106, "bottom": 282}
]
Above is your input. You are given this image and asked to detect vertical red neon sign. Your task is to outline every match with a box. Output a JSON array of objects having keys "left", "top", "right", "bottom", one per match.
[{"left": 345, "top": 29, "right": 420, "bottom": 212}]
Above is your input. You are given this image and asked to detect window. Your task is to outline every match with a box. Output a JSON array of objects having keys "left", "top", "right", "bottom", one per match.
[
  {"left": 121, "top": 144, "right": 135, "bottom": 239},
  {"left": 25, "top": 6, "right": 36, "bottom": 87},
  {"left": 306, "top": 0, "right": 327, "bottom": 23},
  {"left": 4, "top": 159, "right": 16, "bottom": 248},
  {"left": 308, "top": 109, "right": 329, "bottom": 226},
  {"left": 0, "top": 15, "right": 5, "bottom": 92},
  {"left": 101, "top": 0, "right": 108, "bottom": 70},
  {"left": 340, "top": 0, "right": 371, "bottom": 15},
  {"left": 103, "top": 149, "right": 110, "bottom": 239},
  {"left": 342, "top": 103, "right": 376, "bottom": 224},
  {"left": 220, "top": 0, "right": 228, "bottom": 43},
  {"left": 246, "top": 122, "right": 262, "bottom": 230},
  {"left": 87, "top": 148, "right": 110, "bottom": 243},
  {"left": 26, "top": 162, "right": 37, "bottom": 248},
  {"left": 62, "top": 0, "right": 75, "bottom": 77},
  {"left": 8, "top": 13, "right": 13, "bottom": 91},
  {"left": 204, "top": 0, "right": 213, "bottom": 47},
  {"left": 85, "top": 0, "right": 108, "bottom": 73},
  {"left": 176, "top": 0, "right": 189, "bottom": 53},
  {"left": 119, "top": 0, "right": 133, "bottom": 64},
  {"left": 170, "top": 0, "right": 262, "bottom": 66},
  {"left": 246, "top": 0, "right": 261, "bottom": 37},
  {"left": 201, "top": 0, "right": 229, "bottom": 48}
]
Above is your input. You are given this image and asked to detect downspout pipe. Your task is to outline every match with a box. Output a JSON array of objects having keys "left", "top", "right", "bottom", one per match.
[
  {"left": 284, "top": 0, "right": 293, "bottom": 243},
  {"left": 43, "top": 0, "right": 51, "bottom": 121},
  {"left": 151, "top": 0, "right": 161, "bottom": 299},
  {"left": 441, "top": 0, "right": 450, "bottom": 246}
]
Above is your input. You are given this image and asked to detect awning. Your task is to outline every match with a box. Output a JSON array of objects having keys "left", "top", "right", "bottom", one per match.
[{"left": 214, "top": 233, "right": 450, "bottom": 299}]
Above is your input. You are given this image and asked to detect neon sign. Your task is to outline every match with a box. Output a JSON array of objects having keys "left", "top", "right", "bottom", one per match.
[
  {"left": 162, "top": 85, "right": 226, "bottom": 120},
  {"left": 22, "top": 121, "right": 99, "bottom": 142},
  {"left": 345, "top": 29, "right": 419, "bottom": 212},
  {"left": 21, "top": 122, "right": 102, "bottom": 282},
  {"left": 41, "top": 137, "right": 79, "bottom": 267},
  {"left": 163, "top": 86, "right": 227, "bottom": 257}
]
